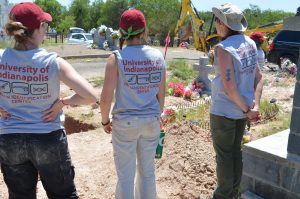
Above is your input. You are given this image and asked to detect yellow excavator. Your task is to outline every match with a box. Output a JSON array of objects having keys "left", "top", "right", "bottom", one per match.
[
  {"left": 175, "top": 0, "right": 219, "bottom": 53},
  {"left": 175, "top": 0, "right": 283, "bottom": 53}
]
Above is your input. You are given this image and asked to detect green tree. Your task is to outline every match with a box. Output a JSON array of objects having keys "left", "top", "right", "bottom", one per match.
[
  {"left": 135, "top": 0, "right": 180, "bottom": 45},
  {"left": 69, "top": 0, "right": 90, "bottom": 31},
  {"left": 98, "top": 0, "right": 129, "bottom": 29},
  {"left": 198, "top": 11, "right": 214, "bottom": 33},
  {"left": 243, "top": 5, "right": 294, "bottom": 29},
  {"left": 129, "top": 0, "right": 142, "bottom": 7},
  {"left": 34, "top": 0, "right": 65, "bottom": 28},
  {"left": 199, "top": 5, "right": 294, "bottom": 35},
  {"left": 245, "top": 4, "right": 262, "bottom": 29},
  {"left": 89, "top": 0, "right": 105, "bottom": 28},
  {"left": 56, "top": 15, "right": 75, "bottom": 34}
]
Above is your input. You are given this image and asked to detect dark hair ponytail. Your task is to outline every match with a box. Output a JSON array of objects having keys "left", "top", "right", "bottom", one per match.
[
  {"left": 5, "top": 21, "right": 34, "bottom": 43},
  {"left": 119, "top": 37, "right": 125, "bottom": 50}
]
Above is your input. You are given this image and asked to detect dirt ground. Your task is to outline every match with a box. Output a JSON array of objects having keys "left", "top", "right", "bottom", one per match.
[
  {"left": 43, "top": 44, "right": 110, "bottom": 58},
  {"left": 0, "top": 45, "right": 297, "bottom": 199}
]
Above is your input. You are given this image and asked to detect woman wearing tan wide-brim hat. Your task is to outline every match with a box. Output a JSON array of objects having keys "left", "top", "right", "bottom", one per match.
[{"left": 209, "top": 3, "right": 263, "bottom": 199}]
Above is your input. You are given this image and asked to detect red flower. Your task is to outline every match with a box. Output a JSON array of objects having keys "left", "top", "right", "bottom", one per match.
[
  {"left": 167, "top": 82, "right": 185, "bottom": 97},
  {"left": 174, "top": 88, "right": 184, "bottom": 97},
  {"left": 184, "top": 89, "right": 192, "bottom": 98},
  {"left": 168, "top": 82, "right": 175, "bottom": 88}
]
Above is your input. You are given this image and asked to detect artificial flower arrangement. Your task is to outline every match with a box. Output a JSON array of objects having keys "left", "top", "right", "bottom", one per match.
[
  {"left": 184, "top": 78, "right": 205, "bottom": 100},
  {"left": 161, "top": 106, "right": 178, "bottom": 124},
  {"left": 167, "top": 82, "right": 185, "bottom": 97},
  {"left": 184, "top": 87, "right": 200, "bottom": 101},
  {"left": 281, "top": 58, "right": 297, "bottom": 75},
  {"left": 98, "top": 25, "right": 107, "bottom": 34},
  {"left": 242, "top": 129, "right": 253, "bottom": 144},
  {"left": 183, "top": 89, "right": 192, "bottom": 100},
  {"left": 190, "top": 78, "right": 204, "bottom": 94},
  {"left": 111, "top": 30, "right": 120, "bottom": 40},
  {"left": 102, "top": 40, "right": 109, "bottom": 50},
  {"left": 167, "top": 78, "right": 205, "bottom": 100}
]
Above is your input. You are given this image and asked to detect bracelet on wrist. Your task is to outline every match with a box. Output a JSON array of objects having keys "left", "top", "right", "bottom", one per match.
[
  {"left": 243, "top": 107, "right": 250, "bottom": 114},
  {"left": 101, "top": 120, "right": 110, "bottom": 126},
  {"left": 60, "top": 98, "right": 68, "bottom": 106}
]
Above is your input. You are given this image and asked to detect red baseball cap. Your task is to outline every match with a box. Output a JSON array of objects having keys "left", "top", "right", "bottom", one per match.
[
  {"left": 10, "top": 2, "right": 52, "bottom": 30},
  {"left": 250, "top": 32, "right": 264, "bottom": 43},
  {"left": 119, "top": 9, "right": 146, "bottom": 39}
]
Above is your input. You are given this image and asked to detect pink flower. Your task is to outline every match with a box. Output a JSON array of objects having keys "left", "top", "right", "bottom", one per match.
[
  {"left": 165, "top": 109, "right": 174, "bottom": 115},
  {"left": 185, "top": 89, "right": 192, "bottom": 96},
  {"left": 168, "top": 82, "right": 175, "bottom": 88},
  {"left": 184, "top": 89, "right": 192, "bottom": 99},
  {"left": 194, "top": 88, "right": 202, "bottom": 93}
]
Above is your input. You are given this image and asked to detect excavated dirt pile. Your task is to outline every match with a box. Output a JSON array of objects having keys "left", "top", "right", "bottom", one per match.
[
  {"left": 64, "top": 115, "right": 97, "bottom": 134},
  {"left": 156, "top": 121, "right": 217, "bottom": 199}
]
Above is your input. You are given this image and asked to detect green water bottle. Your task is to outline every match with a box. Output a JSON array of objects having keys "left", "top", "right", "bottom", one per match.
[{"left": 155, "top": 124, "right": 165, "bottom": 159}]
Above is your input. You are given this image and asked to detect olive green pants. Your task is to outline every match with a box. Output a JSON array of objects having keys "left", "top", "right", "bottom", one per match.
[{"left": 210, "top": 114, "right": 247, "bottom": 199}]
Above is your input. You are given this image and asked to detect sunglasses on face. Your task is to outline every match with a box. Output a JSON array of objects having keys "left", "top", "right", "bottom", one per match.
[{"left": 41, "top": 22, "right": 49, "bottom": 30}]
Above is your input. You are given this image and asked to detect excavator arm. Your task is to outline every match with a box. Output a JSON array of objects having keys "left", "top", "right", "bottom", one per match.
[{"left": 175, "top": 0, "right": 208, "bottom": 52}]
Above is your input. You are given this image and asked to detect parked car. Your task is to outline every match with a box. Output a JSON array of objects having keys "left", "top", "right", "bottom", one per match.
[
  {"left": 267, "top": 30, "right": 300, "bottom": 67},
  {"left": 67, "top": 33, "right": 93, "bottom": 45},
  {"left": 69, "top": 27, "right": 85, "bottom": 34}
]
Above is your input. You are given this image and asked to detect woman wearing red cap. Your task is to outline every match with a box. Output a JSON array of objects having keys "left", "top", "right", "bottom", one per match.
[
  {"left": 100, "top": 8, "right": 166, "bottom": 199},
  {"left": 0, "top": 2, "right": 97, "bottom": 199},
  {"left": 250, "top": 32, "right": 266, "bottom": 70}
]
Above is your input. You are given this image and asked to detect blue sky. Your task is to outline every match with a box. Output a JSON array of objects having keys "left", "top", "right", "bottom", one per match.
[
  {"left": 191, "top": 0, "right": 298, "bottom": 13},
  {"left": 9, "top": 0, "right": 299, "bottom": 13}
]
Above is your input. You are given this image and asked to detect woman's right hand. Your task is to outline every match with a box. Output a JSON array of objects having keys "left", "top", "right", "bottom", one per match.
[
  {"left": 246, "top": 109, "right": 261, "bottom": 122},
  {"left": 42, "top": 99, "right": 64, "bottom": 122},
  {"left": 0, "top": 107, "right": 11, "bottom": 119}
]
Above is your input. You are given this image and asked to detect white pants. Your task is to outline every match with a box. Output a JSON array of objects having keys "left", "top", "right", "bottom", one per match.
[{"left": 112, "top": 116, "right": 160, "bottom": 199}]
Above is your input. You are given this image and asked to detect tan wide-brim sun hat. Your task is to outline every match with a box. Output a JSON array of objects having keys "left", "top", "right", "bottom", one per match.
[{"left": 212, "top": 3, "right": 248, "bottom": 32}]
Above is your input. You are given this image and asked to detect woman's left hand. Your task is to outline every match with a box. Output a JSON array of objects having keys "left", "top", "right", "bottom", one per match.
[
  {"left": 103, "top": 122, "right": 112, "bottom": 134},
  {"left": 0, "top": 107, "right": 11, "bottom": 119},
  {"left": 42, "top": 99, "right": 64, "bottom": 122}
]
